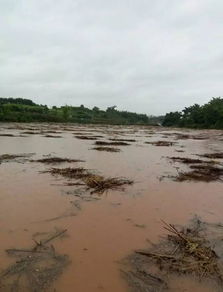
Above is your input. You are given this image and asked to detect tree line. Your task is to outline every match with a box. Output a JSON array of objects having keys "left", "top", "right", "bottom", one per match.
[
  {"left": 162, "top": 97, "right": 223, "bottom": 129},
  {"left": 0, "top": 98, "right": 162, "bottom": 125}
]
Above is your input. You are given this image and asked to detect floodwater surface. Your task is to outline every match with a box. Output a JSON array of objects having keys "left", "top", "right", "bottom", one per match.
[{"left": 0, "top": 123, "right": 223, "bottom": 291}]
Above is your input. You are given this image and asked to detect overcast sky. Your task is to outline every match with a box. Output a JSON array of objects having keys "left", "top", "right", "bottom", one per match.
[{"left": 0, "top": 0, "right": 222, "bottom": 115}]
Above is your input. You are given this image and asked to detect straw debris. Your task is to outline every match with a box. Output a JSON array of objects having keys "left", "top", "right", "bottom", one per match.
[
  {"left": 92, "top": 147, "right": 121, "bottom": 152},
  {"left": 123, "top": 218, "right": 223, "bottom": 292},
  {"left": 108, "top": 138, "right": 136, "bottom": 142},
  {"left": 74, "top": 135, "right": 100, "bottom": 140},
  {"left": 44, "top": 167, "right": 133, "bottom": 194},
  {"left": 84, "top": 175, "right": 133, "bottom": 194},
  {"left": 44, "top": 134, "right": 62, "bottom": 138},
  {"left": 0, "top": 153, "right": 34, "bottom": 163},
  {"left": 176, "top": 164, "right": 223, "bottom": 182},
  {"left": 145, "top": 141, "right": 175, "bottom": 146},
  {"left": 168, "top": 156, "right": 208, "bottom": 164},
  {"left": 31, "top": 157, "right": 84, "bottom": 164},
  {"left": 95, "top": 141, "right": 130, "bottom": 146},
  {"left": 0, "top": 133, "right": 15, "bottom": 137},
  {"left": 198, "top": 153, "right": 223, "bottom": 159}
]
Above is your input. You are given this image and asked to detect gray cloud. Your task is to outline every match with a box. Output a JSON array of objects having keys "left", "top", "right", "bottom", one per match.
[{"left": 0, "top": 0, "right": 222, "bottom": 114}]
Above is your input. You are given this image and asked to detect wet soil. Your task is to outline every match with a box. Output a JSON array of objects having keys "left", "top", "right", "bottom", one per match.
[{"left": 0, "top": 124, "right": 223, "bottom": 291}]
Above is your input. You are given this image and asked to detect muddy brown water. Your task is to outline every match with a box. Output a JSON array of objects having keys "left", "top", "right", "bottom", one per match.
[{"left": 0, "top": 123, "right": 223, "bottom": 291}]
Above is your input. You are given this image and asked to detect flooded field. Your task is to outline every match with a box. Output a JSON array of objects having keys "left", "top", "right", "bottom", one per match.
[{"left": 0, "top": 123, "right": 223, "bottom": 292}]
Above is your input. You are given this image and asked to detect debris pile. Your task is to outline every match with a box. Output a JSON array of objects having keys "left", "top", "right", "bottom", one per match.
[
  {"left": 177, "top": 164, "right": 223, "bottom": 182},
  {"left": 108, "top": 138, "right": 136, "bottom": 142},
  {"left": 74, "top": 135, "right": 98, "bottom": 140},
  {"left": 0, "top": 153, "right": 34, "bottom": 164},
  {"left": 168, "top": 156, "right": 207, "bottom": 164},
  {"left": 46, "top": 167, "right": 89, "bottom": 179},
  {"left": 95, "top": 141, "right": 130, "bottom": 146},
  {"left": 199, "top": 153, "right": 223, "bottom": 159},
  {"left": 167, "top": 156, "right": 223, "bottom": 182},
  {"left": 123, "top": 218, "right": 223, "bottom": 292},
  {"left": 145, "top": 141, "right": 175, "bottom": 146},
  {"left": 44, "top": 167, "right": 133, "bottom": 194},
  {"left": 84, "top": 175, "right": 133, "bottom": 194},
  {"left": 31, "top": 157, "right": 84, "bottom": 164},
  {"left": 44, "top": 134, "right": 62, "bottom": 138},
  {"left": 0, "top": 229, "right": 69, "bottom": 291},
  {"left": 92, "top": 147, "right": 121, "bottom": 152},
  {"left": 0, "top": 133, "right": 15, "bottom": 137}
]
